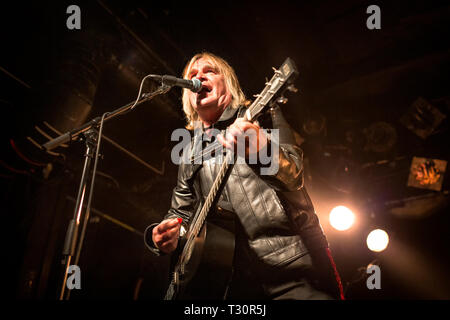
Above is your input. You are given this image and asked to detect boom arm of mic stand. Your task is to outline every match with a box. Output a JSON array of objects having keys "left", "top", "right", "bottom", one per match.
[{"left": 43, "top": 85, "right": 171, "bottom": 151}]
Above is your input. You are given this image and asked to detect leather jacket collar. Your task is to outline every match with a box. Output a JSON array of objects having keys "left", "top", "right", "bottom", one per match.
[{"left": 202, "top": 106, "right": 240, "bottom": 133}]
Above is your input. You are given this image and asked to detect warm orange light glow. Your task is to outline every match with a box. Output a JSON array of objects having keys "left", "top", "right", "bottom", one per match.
[
  {"left": 329, "top": 206, "right": 355, "bottom": 231},
  {"left": 367, "top": 229, "right": 389, "bottom": 252}
]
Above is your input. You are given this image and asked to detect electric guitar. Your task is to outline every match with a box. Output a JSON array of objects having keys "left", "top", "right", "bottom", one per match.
[{"left": 164, "top": 57, "right": 299, "bottom": 300}]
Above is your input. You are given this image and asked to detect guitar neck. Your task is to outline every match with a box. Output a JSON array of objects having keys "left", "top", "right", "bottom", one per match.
[{"left": 188, "top": 151, "right": 235, "bottom": 241}]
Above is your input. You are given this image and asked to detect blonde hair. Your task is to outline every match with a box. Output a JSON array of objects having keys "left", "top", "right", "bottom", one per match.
[{"left": 181, "top": 52, "right": 249, "bottom": 129}]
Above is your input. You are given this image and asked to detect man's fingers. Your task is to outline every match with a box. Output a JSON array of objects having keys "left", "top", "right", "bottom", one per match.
[
  {"left": 153, "top": 221, "right": 180, "bottom": 253},
  {"left": 166, "top": 224, "right": 180, "bottom": 238},
  {"left": 152, "top": 218, "right": 183, "bottom": 253},
  {"left": 217, "top": 119, "right": 263, "bottom": 154},
  {"left": 158, "top": 236, "right": 179, "bottom": 253},
  {"left": 228, "top": 126, "right": 244, "bottom": 139},
  {"left": 159, "top": 239, "right": 178, "bottom": 253},
  {"left": 157, "top": 227, "right": 179, "bottom": 243},
  {"left": 217, "top": 133, "right": 234, "bottom": 150},
  {"left": 235, "top": 119, "right": 256, "bottom": 132},
  {"left": 157, "top": 218, "right": 180, "bottom": 233},
  {"left": 226, "top": 130, "right": 238, "bottom": 145}
]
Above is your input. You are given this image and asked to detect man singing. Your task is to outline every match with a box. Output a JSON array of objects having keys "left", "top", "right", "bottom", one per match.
[{"left": 144, "top": 52, "right": 344, "bottom": 300}]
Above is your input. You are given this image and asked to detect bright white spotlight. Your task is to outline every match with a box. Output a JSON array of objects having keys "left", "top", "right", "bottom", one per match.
[
  {"left": 367, "top": 229, "right": 389, "bottom": 252},
  {"left": 329, "top": 206, "right": 355, "bottom": 231}
]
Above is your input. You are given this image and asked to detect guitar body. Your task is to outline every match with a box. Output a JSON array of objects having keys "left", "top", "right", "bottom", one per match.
[
  {"left": 178, "top": 221, "right": 235, "bottom": 299},
  {"left": 166, "top": 221, "right": 235, "bottom": 300}
]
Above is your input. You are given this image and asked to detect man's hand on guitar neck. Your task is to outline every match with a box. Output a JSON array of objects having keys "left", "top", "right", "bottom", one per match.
[
  {"left": 152, "top": 218, "right": 182, "bottom": 254},
  {"left": 216, "top": 117, "right": 269, "bottom": 159}
]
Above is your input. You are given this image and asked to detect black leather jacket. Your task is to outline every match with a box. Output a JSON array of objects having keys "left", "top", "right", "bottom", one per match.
[{"left": 144, "top": 105, "right": 330, "bottom": 269}]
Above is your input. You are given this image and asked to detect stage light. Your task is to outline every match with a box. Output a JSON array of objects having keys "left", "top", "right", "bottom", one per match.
[
  {"left": 329, "top": 206, "right": 355, "bottom": 231},
  {"left": 367, "top": 229, "right": 389, "bottom": 252}
]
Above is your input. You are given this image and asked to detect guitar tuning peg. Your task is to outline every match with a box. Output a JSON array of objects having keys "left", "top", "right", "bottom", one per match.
[
  {"left": 277, "top": 96, "right": 288, "bottom": 104},
  {"left": 287, "top": 84, "right": 298, "bottom": 93},
  {"left": 272, "top": 67, "right": 282, "bottom": 75}
]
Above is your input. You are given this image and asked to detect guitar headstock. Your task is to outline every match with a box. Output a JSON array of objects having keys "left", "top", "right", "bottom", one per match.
[{"left": 246, "top": 57, "right": 299, "bottom": 121}]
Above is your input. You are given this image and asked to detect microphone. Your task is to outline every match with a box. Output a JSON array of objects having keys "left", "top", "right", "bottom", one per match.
[{"left": 161, "top": 75, "right": 202, "bottom": 92}]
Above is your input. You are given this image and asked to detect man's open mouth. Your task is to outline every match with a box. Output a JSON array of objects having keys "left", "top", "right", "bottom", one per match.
[{"left": 199, "top": 86, "right": 212, "bottom": 94}]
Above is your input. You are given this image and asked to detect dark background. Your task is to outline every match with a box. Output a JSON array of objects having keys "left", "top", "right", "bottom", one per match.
[{"left": 1, "top": 0, "right": 449, "bottom": 300}]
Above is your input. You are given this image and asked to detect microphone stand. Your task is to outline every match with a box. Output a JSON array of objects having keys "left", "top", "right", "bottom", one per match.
[{"left": 44, "top": 83, "right": 171, "bottom": 300}]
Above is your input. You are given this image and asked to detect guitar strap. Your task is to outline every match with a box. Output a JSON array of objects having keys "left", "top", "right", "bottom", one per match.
[{"left": 269, "top": 103, "right": 296, "bottom": 145}]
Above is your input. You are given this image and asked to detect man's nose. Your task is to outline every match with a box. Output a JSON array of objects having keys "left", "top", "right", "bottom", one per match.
[{"left": 196, "top": 71, "right": 207, "bottom": 81}]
